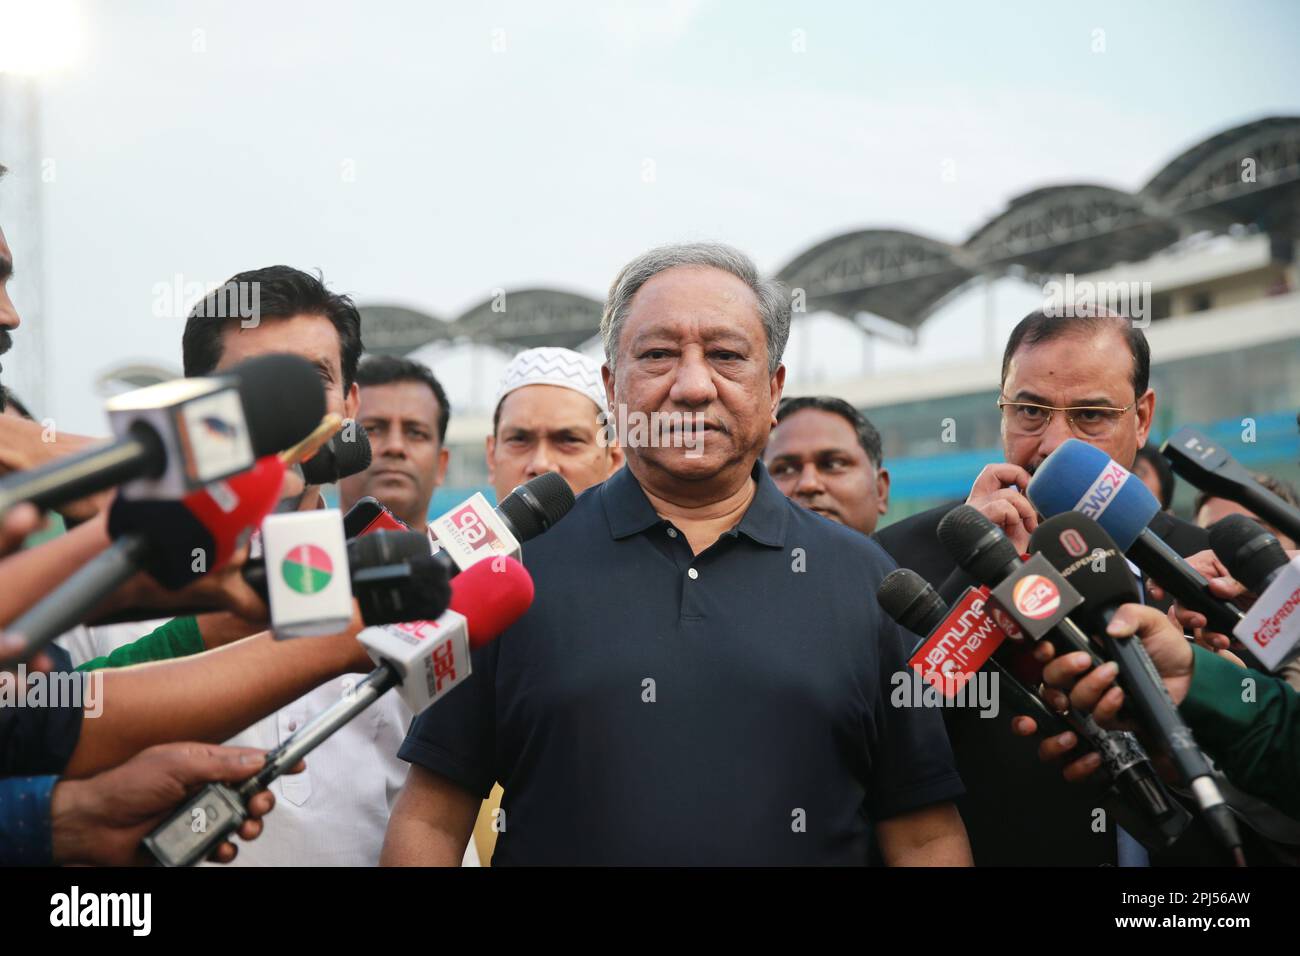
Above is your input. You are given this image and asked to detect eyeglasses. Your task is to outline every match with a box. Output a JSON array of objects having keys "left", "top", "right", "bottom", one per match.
[{"left": 996, "top": 397, "right": 1137, "bottom": 439}]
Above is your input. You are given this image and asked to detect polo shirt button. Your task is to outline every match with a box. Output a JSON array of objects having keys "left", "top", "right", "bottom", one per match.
[
  {"left": 288, "top": 721, "right": 298, "bottom": 732},
  {"left": 687, "top": 567, "right": 699, "bottom": 580},
  {"left": 666, "top": 527, "right": 678, "bottom": 538}
]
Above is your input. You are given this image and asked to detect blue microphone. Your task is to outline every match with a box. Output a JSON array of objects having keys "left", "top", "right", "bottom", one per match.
[{"left": 1026, "top": 439, "right": 1244, "bottom": 636}]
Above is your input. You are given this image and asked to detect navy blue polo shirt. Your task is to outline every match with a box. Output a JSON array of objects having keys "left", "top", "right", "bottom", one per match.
[{"left": 399, "top": 462, "right": 963, "bottom": 865}]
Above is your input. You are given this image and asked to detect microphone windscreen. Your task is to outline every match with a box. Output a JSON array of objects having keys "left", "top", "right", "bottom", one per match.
[
  {"left": 1208, "top": 513, "right": 1289, "bottom": 592},
  {"left": 447, "top": 555, "right": 534, "bottom": 648},
  {"left": 348, "top": 529, "right": 432, "bottom": 569},
  {"left": 1026, "top": 439, "right": 1159, "bottom": 551},
  {"left": 500, "top": 472, "right": 576, "bottom": 541},
  {"left": 301, "top": 424, "right": 373, "bottom": 485},
  {"left": 877, "top": 568, "right": 947, "bottom": 636},
  {"left": 936, "top": 504, "right": 1020, "bottom": 586},
  {"left": 1028, "top": 512, "right": 1140, "bottom": 614},
  {"left": 224, "top": 353, "right": 328, "bottom": 457}
]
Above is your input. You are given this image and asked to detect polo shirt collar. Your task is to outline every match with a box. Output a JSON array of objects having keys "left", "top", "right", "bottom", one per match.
[{"left": 601, "top": 460, "right": 789, "bottom": 549}]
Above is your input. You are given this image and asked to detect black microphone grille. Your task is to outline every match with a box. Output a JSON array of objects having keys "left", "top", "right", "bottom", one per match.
[
  {"left": 936, "top": 504, "right": 1019, "bottom": 585},
  {"left": 1209, "top": 513, "right": 1287, "bottom": 593},
  {"left": 347, "top": 529, "right": 430, "bottom": 569},
  {"left": 499, "top": 472, "right": 576, "bottom": 542},
  {"left": 877, "top": 568, "right": 945, "bottom": 636},
  {"left": 301, "top": 422, "right": 373, "bottom": 485},
  {"left": 225, "top": 353, "right": 328, "bottom": 457}
]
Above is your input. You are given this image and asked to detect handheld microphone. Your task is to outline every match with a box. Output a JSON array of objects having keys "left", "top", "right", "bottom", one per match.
[
  {"left": 2, "top": 456, "right": 288, "bottom": 664},
  {"left": 1209, "top": 514, "right": 1300, "bottom": 671},
  {"left": 242, "top": 529, "right": 451, "bottom": 627},
  {"left": 144, "top": 556, "right": 534, "bottom": 867},
  {"left": 1027, "top": 439, "right": 1245, "bottom": 635},
  {"left": 0, "top": 353, "right": 325, "bottom": 515},
  {"left": 879, "top": 567, "right": 1188, "bottom": 846},
  {"left": 1163, "top": 426, "right": 1300, "bottom": 545},
  {"left": 300, "top": 423, "right": 372, "bottom": 486},
  {"left": 935, "top": 504, "right": 1103, "bottom": 664},
  {"left": 1029, "top": 512, "right": 1244, "bottom": 862},
  {"left": 427, "top": 472, "right": 575, "bottom": 578}
]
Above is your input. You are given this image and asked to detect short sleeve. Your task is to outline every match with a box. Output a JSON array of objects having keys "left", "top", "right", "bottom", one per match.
[
  {"left": 0, "top": 668, "right": 86, "bottom": 776},
  {"left": 866, "top": 614, "right": 965, "bottom": 821},
  {"left": 396, "top": 636, "right": 500, "bottom": 800}
]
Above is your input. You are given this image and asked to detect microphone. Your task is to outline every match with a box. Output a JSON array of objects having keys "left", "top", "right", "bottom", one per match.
[
  {"left": 0, "top": 353, "right": 325, "bottom": 515},
  {"left": 243, "top": 529, "right": 450, "bottom": 627},
  {"left": 1162, "top": 426, "right": 1300, "bottom": 545},
  {"left": 300, "top": 422, "right": 373, "bottom": 486},
  {"left": 1209, "top": 514, "right": 1300, "bottom": 671},
  {"left": 2, "top": 456, "right": 289, "bottom": 664},
  {"left": 1029, "top": 512, "right": 1244, "bottom": 862},
  {"left": 878, "top": 567, "right": 1058, "bottom": 724},
  {"left": 878, "top": 567, "right": 1189, "bottom": 847},
  {"left": 935, "top": 504, "right": 1103, "bottom": 664},
  {"left": 1027, "top": 438, "right": 1245, "bottom": 635},
  {"left": 427, "top": 472, "right": 575, "bottom": 577},
  {"left": 144, "top": 556, "right": 534, "bottom": 867}
]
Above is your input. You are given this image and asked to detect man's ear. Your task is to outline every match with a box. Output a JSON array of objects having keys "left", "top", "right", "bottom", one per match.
[
  {"left": 769, "top": 364, "right": 786, "bottom": 426},
  {"left": 1134, "top": 387, "right": 1155, "bottom": 448},
  {"left": 435, "top": 446, "right": 450, "bottom": 486},
  {"left": 606, "top": 441, "right": 625, "bottom": 478},
  {"left": 343, "top": 381, "right": 360, "bottom": 420},
  {"left": 484, "top": 434, "right": 496, "bottom": 484},
  {"left": 876, "top": 468, "right": 891, "bottom": 515},
  {"left": 602, "top": 363, "right": 616, "bottom": 415}
]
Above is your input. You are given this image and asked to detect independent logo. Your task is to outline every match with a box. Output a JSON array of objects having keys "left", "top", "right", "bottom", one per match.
[{"left": 281, "top": 543, "right": 334, "bottom": 594}]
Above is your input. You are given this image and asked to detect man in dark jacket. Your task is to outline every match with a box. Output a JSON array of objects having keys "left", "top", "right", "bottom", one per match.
[{"left": 874, "top": 308, "right": 1213, "bottom": 866}]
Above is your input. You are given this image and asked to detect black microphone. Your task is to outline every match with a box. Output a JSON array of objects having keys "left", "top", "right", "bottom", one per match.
[
  {"left": 242, "top": 530, "right": 449, "bottom": 626},
  {"left": 879, "top": 566, "right": 1189, "bottom": 848},
  {"left": 935, "top": 504, "right": 1103, "bottom": 664},
  {"left": 0, "top": 353, "right": 325, "bottom": 515},
  {"left": 428, "top": 472, "right": 575, "bottom": 579},
  {"left": 1209, "top": 513, "right": 1291, "bottom": 594},
  {"left": 1208, "top": 513, "right": 1300, "bottom": 671},
  {"left": 300, "top": 423, "right": 373, "bottom": 485},
  {"left": 1030, "top": 512, "right": 1245, "bottom": 863},
  {"left": 1163, "top": 426, "right": 1300, "bottom": 545}
]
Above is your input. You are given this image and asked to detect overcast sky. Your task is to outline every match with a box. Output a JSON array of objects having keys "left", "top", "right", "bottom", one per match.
[{"left": 2, "top": 0, "right": 1299, "bottom": 433}]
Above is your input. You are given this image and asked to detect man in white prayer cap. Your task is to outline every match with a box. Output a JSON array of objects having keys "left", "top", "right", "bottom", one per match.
[
  {"left": 473, "top": 346, "right": 624, "bottom": 862},
  {"left": 485, "top": 346, "right": 624, "bottom": 503}
]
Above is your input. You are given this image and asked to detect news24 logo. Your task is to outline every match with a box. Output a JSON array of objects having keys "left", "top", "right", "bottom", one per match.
[{"left": 1077, "top": 462, "right": 1129, "bottom": 519}]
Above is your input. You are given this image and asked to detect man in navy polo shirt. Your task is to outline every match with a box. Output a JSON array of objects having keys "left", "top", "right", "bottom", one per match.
[{"left": 384, "top": 242, "right": 970, "bottom": 866}]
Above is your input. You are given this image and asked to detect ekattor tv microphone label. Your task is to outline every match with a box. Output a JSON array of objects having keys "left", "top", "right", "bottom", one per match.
[{"left": 1234, "top": 555, "right": 1300, "bottom": 671}]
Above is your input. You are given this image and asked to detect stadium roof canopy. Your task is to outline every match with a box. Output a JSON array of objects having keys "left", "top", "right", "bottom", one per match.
[
  {"left": 359, "top": 289, "right": 604, "bottom": 357},
  {"left": 361, "top": 117, "right": 1300, "bottom": 352},
  {"left": 778, "top": 115, "right": 1300, "bottom": 331}
]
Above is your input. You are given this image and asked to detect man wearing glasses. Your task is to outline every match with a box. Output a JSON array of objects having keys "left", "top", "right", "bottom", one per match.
[{"left": 874, "top": 307, "right": 1209, "bottom": 866}]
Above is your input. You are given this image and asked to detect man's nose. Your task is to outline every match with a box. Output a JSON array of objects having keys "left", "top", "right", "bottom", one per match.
[
  {"left": 793, "top": 462, "right": 825, "bottom": 496},
  {"left": 1035, "top": 409, "right": 1076, "bottom": 461},
  {"left": 525, "top": 443, "right": 559, "bottom": 477},
  {"left": 668, "top": 351, "right": 717, "bottom": 407},
  {"left": 0, "top": 289, "right": 21, "bottom": 331},
  {"left": 375, "top": 429, "right": 408, "bottom": 459}
]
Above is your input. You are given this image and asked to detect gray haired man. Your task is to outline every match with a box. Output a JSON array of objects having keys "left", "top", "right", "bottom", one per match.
[{"left": 383, "top": 243, "right": 970, "bottom": 866}]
